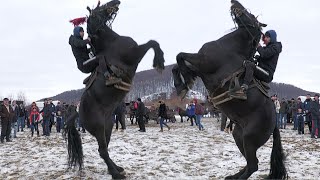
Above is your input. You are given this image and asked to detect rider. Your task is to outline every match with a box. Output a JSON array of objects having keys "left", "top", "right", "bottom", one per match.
[
  {"left": 69, "top": 26, "right": 121, "bottom": 86},
  {"left": 232, "top": 30, "right": 282, "bottom": 100}
]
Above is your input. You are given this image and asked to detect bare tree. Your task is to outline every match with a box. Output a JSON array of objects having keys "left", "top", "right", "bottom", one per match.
[
  {"left": 16, "top": 91, "right": 27, "bottom": 103},
  {"left": 7, "top": 94, "right": 15, "bottom": 101}
]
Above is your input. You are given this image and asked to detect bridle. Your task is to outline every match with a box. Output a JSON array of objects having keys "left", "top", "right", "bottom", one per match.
[
  {"left": 230, "top": 7, "right": 262, "bottom": 59},
  {"left": 87, "top": 6, "right": 118, "bottom": 37}
]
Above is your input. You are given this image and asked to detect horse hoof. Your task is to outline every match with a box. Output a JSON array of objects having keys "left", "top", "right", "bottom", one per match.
[
  {"left": 112, "top": 174, "right": 126, "bottom": 179},
  {"left": 117, "top": 167, "right": 125, "bottom": 175},
  {"left": 225, "top": 175, "right": 235, "bottom": 179}
]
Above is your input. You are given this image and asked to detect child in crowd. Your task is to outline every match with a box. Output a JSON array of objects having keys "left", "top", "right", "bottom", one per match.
[
  {"left": 29, "top": 107, "right": 40, "bottom": 137},
  {"left": 297, "top": 108, "right": 304, "bottom": 135}
]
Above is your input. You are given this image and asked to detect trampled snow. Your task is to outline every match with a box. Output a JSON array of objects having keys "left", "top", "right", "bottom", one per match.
[{"left": 0, "top": 117, "right": 319, "bottom": 179}]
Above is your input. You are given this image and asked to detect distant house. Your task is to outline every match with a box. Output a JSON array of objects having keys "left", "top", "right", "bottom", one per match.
[
  {"left": 35, "top": 100, "right": 60, "bottom": 110},
  {"left": 298, "top": 96, "right": 314, "bottom": 102}
]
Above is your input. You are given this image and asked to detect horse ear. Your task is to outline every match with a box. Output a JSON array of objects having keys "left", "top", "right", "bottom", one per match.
[
  {"left": 87, "top": 6, "right": 92, "bottom": 14},
  {"left": 96, "top": 1, "right": 101, "bottom": 8},
  {"left": 259, "top": 22, "right": 267, "bottom": 27}
]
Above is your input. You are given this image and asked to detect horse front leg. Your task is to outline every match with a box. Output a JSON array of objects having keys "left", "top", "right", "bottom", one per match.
[{"left": 131, "top": 40, "right": 165, "bottom": 72}]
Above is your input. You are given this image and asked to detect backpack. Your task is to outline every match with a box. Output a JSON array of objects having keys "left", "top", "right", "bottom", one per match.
[
  {"left": 134, "top": 102, "right": 138, "bottom": 110},
  {"left": 19, "top": 107, "right": 25, "bottom": 117}
]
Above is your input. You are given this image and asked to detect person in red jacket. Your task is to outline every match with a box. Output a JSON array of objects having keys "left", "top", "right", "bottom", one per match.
[{"left": 29, "top": 107, "right": 40, "bottom": 137}]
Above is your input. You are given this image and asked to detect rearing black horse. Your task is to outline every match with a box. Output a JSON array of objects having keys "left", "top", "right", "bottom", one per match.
[
  {"left": 172, "top": 1, "right": 287, "bottom": 179},
  {"left": 65, "top": 0, "right": 164, "bottom": 179}
]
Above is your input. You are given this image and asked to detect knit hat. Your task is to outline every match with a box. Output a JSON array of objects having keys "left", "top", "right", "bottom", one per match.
[
  {"left": 73, "top": 26, "right": 84, "bottom": 37},
  {"left": 265, "top": 30, "right": 277, "bottom": 43}
]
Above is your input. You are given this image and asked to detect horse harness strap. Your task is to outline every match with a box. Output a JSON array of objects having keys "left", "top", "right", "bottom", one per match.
[
  {"left": 83, "top": 55, "right": 132, "bottom": 92},
  {"left": 209, "top": 67, "right": 270, "bottom": 106}
]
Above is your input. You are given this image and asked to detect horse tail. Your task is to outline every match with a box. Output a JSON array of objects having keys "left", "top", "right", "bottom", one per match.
[
  {"left": 268, "top": 127, "right": 288, "bottom": 179},
  {"left": 64, "top": 112, "right": 83, "bottom": 170}
]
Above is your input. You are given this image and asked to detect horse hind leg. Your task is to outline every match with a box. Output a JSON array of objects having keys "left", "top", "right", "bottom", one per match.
[
  {"left": 95, "top": 125, "right": 125, "bottom": 179},
  {"left": 225, "top": 124, "right": 248, "bottom": 179},
  {"left": 176, "top": 52, "right": 200, "bottom": 89},
  {"left": 172, "top": 65, "right": 188, "bottom": 98}
]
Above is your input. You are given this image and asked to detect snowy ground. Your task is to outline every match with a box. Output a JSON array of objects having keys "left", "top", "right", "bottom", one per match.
[{"left": 0, "top": 117, "right": 319, "bottom": 180}]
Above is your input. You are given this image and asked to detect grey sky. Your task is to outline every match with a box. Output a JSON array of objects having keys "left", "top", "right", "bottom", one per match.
[{"left": 0, "top": 0, "right": 319, "bottom": 102}]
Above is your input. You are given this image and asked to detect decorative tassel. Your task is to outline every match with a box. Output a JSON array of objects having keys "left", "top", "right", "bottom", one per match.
[{"left": 69, "top": 17, "right": 87, "bottom": 27}]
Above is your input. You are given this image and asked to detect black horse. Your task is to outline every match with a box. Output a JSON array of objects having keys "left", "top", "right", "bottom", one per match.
[
  {"left": 172, "top": 1, "right": 287, "bottom": 179},
  {"left": 64, "top": 1, "right": 164, "bottom": 179}
]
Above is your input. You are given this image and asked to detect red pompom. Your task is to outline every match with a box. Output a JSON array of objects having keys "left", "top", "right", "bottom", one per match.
[{"left": 69, "top": 17, "right": 87, "bottom": 27}]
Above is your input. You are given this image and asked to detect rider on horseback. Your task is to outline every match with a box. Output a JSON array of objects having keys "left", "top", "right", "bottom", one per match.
[
  {"left": 69, "top": 26, "right": 122, "bottom": 86},
  {"left": 233, "top": 30, "right": 282, "bottom": 100}
]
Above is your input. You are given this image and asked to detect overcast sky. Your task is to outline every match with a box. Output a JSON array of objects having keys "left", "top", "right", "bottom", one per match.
[{"left": 0, "top": 0, "right": 319, "bottom": 102}]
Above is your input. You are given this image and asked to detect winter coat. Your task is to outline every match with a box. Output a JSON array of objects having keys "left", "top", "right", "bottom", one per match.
[
  {"left": 136, "top": 101, "right": 145, "bottom": 117},
  {"left": 29, "top": 111, "right": 40, "bottom": 124},
  {"left": 158, "top": 103, "right": 167, "bottom": 118},
  {"left": 69, "top": 35, "right": 90, "bottom": 72},
  {"left": 257, "top": 41, "right": 282, "bottom": 82},
  {"left": 0, "top": 104, "right": 14, "bottom": 122},
  {"left": 187, "top": 104, "right": 195, "bottom": 116},
  {"left": 273, "top": 100, "right": 280, "bottom": 113},
  {"left": 40, "top": 104, "right": 51, "bottom": 119},
  {"left": 310, "top": 99, "right": 320, "bottom": 118},
  {"left": 195, "top": 103, "right": 205, "bottom": 115},
  {"left": 303, "top": 98, "right": 312, "bottom": 113},
  {"left": 279, "top": 101, "right": 288, "bottom": 114}
]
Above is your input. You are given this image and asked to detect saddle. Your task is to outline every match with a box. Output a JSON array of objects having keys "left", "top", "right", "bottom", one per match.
[
  {"left": 82, "top": 56, "right": 132, "bottom": 92},
  {"left": 209, "top": 67, "right": 270, "bottom": 106}
]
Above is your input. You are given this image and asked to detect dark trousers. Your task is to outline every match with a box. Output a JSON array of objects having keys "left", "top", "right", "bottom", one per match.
[
  {"left": 78, "top": 59, "right": 99, "bottom": 73},
  {"left": 220, "top": 113, "right": 228, "bottom": 131},
  {"left": 115, "top": 114, "right": 126, "bottom": 130},
  {"left": 305, "top": 113, "right": 312, "bottom": 133},
  {"left": 137, "top": 115, "right": 145, "bottom": 131},
  {"left": 43, "top": 118, "right": 50, "bottom": 136},
  {"left": 311, "top": 117, "right": 320, "bottom": 137},
  {"left": 189, "top": 115, "right": 196, "bottom": 126},
  {"left": 31, "top": 122, "right": 39, "bottom": 136},
  {"left": 1, "top": 120, "right": 11, "bottom": 141},
  {"left": 243, "top": 61, "right": 272, "bottom": 85},
  {"left": 297, "top": 115, "right": 304, "bottom": 134},
  {"left": 56, "top": 117, "right": 62, "bottom": 133}
]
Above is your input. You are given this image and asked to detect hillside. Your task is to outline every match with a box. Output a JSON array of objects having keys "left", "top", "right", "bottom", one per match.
[{"left": 49, "top": 64, "right": 317, "bottom": 103}]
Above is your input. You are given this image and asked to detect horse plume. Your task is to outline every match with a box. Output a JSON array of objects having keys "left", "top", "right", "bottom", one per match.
[{"left": 69, "top": 17, "right": 87, "bottom": 27}]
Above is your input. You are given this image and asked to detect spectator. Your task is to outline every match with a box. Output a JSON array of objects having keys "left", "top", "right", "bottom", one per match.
[
  {"left": 11, "top": 100, "right": 19, "bottom": 138},
  {"left": 194, "top": 99, "right": 204, "bottom": 131},
  {"left": 29, "top": 107, "right": 40, "bottom": 137},
  {"left": 303, "top": 94, "right": 312, "bottom": 133},
  {"left": 17, "top": 104, "right": 26, "bottom": 132},
  {"left": 220, "top": 113, "right": 228, "bottom": 131},
  {"left": 272, "top": 95, "right": 281, "bottom": 128},
  {"left": 310, "top": 94, "right": 320, "bottom": 138},
  {"left": 136, "top": 98, "right": 146, "bottom": 132},
  {"left": 40, "top": 99, "right": 51, "bottom": 136},
  {"left": 279, "top": 98, "right": 289, "bottom": 129},
  {"left": 290, "top": 98, "right": 298, "bottom": 130},
  {"left": 114, "top": 101, "right": 126, "bottom": 131},
  {"left": 0, "top": 98, "right": 14, "bottom": 143},
  {"left": 48, "top": 99, "right": 56, "bottom": 133},
  {"left": 297, "top": 108, "right": 304, "bottom": 135},
  {"left": 187, "top": 102, "right": 196, "bottom": 126},
  {"left": 158, "top": 100, "right": 170, "bottom": 132}
]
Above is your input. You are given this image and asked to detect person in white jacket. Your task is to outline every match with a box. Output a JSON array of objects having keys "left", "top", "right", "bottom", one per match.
[{"left": 272, "top": 95, "right": 281, "bottom": 128}]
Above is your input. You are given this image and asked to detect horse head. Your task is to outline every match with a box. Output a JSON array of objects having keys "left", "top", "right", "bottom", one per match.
[
  {"left": 230, "top": 0, "right": 267, "bottom": 58},
  {"left": 86, "top": 0, "right": 121, "bottom": 36},
  {"left": 230, "top": 0, "right": 266, "bottom": 29}
]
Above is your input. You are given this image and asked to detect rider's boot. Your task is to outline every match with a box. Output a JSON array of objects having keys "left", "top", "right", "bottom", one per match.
[{"left": 229, "top": 84, "right": 248, "bottom": 100}]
